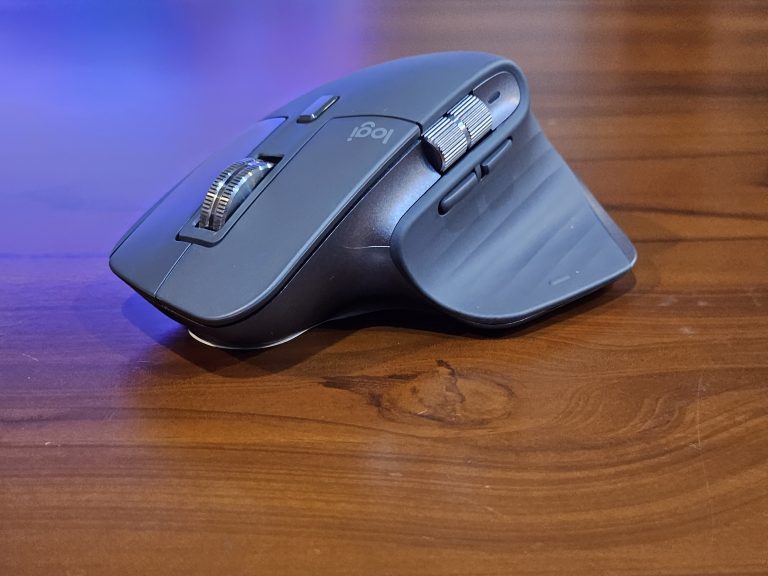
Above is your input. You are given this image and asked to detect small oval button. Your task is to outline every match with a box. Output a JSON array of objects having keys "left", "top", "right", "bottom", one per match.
[{"left": 297, "top": 95, "right": 338, "bottom": 123}]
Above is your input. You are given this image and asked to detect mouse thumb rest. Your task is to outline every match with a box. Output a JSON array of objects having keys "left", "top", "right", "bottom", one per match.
[{"left": 391, "top": 111, "right": 637, "bottom": 328}]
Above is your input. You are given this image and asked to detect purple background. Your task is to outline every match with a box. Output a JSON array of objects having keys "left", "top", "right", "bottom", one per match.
[
  {"left": 0, "top": 1, "right": 384, "bottom": 258},
  {"left": 0, "top": 0, "right": 620, "bottom": 262}
]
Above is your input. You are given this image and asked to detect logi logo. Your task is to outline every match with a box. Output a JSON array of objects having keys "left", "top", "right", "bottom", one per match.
[{"left": 347, "top": 121, "right": 394, "bottom": 145}]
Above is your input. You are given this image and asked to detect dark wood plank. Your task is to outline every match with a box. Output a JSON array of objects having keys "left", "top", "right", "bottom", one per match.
[{"left": 1, "top": 1, "right": 767, "bottom": 574}]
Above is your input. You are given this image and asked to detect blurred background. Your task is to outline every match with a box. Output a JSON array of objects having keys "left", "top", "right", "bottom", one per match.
[{"left": 2, "top": 0, "right": 763, "bottom": 259}]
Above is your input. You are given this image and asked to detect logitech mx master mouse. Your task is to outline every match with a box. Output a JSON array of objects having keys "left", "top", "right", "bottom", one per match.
[{"left": 110, "top": 51, "right": 637, "bottom": 349}]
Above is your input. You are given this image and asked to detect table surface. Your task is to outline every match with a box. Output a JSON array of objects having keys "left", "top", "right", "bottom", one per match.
[{"left": 2, "top": 1, "right": 767, "bottom": 574}]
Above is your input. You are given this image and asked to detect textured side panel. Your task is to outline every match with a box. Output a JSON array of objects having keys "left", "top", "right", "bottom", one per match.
[{"left": 392, "top": 113, "right": 636, "bottom": 326}]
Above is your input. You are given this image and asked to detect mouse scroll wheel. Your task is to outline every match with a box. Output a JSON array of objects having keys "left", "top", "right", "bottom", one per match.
[
  {"left": 422, "top": 93, "right": 493, "bottom": 172},
  {"left": 198, "top": 158, "right": 273, "bottom": 231}
]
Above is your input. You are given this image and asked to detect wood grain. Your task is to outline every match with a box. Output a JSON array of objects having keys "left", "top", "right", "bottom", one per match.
[{"left": 1, "top": 1, "right": 767, "bottom": 574}]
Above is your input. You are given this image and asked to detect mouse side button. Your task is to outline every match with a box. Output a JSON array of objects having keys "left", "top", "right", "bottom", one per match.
[
  {"left": 438, "top": 172, "right": 478, "bottom": 214},
  {"left": 480, "top": 138, "right": 513, "bottom": 176}
]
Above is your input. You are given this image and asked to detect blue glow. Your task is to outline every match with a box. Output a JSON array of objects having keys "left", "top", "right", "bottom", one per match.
[{"left": 0, "top": 0, "right": 377, "bottom": 256}]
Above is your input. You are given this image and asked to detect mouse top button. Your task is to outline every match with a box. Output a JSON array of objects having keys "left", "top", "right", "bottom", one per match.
[{"left": 297, "top": 95, "right": 339, "bottom": 123}]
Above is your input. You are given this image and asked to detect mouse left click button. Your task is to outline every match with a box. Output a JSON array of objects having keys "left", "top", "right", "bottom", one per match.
[{"left": 198, "top": 158, "right": 273, "bottom": 231}]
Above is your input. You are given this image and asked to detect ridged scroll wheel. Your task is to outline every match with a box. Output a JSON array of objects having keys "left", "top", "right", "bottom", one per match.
[
  {"left": 198, "top": 158, "right": 273, "bottom": 231},
  {"left": 421, "top": 93, "right": 493, "bottom": 172}
]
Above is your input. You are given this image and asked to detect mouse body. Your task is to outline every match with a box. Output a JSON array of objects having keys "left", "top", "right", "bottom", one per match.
[{"left": 110, "top": 51, "right": 637, "bottom": 348}]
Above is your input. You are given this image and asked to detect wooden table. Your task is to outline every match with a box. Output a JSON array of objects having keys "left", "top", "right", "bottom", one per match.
[{"left": 2, "top": 1, "right": 766, "bottom": 574}]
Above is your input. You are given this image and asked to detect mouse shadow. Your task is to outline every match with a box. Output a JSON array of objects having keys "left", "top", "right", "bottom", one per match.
[{"left": 116, "top": 271, "right": 637, "bottom": 376}]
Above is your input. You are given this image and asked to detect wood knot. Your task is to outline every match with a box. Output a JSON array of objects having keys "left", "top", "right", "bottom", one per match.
[{"left": 322, "top": 360, "right": 515, "bottom": 427}]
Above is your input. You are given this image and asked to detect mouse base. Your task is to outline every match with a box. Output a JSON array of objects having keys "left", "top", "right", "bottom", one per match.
[{"left": 188, "top": 328, "right": 310, "bottom": 350}]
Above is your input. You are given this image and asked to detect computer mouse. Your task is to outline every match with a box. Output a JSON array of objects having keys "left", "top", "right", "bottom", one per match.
[{"left": 110, "top": 51, "right": 637, "bottom": 349}]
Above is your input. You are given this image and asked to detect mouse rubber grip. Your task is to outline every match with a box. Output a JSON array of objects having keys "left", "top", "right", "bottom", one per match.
[{"left": 391, "top": 112, "right": 637, "bottom": 327}]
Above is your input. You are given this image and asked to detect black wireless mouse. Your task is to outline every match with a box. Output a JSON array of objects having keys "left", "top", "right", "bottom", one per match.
[{"left": 110, "top": 51, "right": 637, "bottom": 349}]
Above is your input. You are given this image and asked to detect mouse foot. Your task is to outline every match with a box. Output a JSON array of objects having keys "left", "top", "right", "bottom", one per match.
[{"left": 187, "top": 328, "right": 310, "bottom": 350}]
